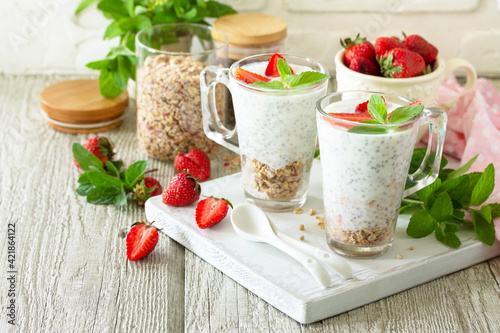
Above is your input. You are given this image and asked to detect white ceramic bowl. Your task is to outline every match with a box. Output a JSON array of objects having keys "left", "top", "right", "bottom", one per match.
[{"left": 334, "top": 49, "right": 477, "bottom": 109}]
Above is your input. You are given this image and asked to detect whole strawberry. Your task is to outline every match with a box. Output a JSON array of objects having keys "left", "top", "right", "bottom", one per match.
[
  {"left": 195, "top": 196, "right": 233, "bottom": 229},
  {"left": 374, "top": 36, "right": 407, "bottom": 58},
  {"left": 174, "top": 149, "right": 211, "bottom": 182},
  {"left": 162, "top": 172, "right": 201, "bottom": 206},
  {"left": 403, "top": 33, "right": 438, "bottom": 64},
  {"left": 74, "top": 136, "right": 114, "bottom": 168},
  {"left": 349, "top": 57, "right": 380, "bottom": 76},
  {"left": 379, "top": 48, "right": 426, "bottom": 78},
  {"left": 341, "top": 34, "right": 376, "bottom": 67},
  {"left": 132, "top": 177, "right": 163, "bottom": 206},
  {"left": 126, "top": 221, "right": 160, "bottom": 261}
]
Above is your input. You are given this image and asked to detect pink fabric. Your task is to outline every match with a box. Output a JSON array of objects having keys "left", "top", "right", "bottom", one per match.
[{"left": 437, "top": 77, "right": 500, "bottom": 240}]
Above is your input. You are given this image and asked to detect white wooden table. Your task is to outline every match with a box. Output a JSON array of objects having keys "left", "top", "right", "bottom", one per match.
[{"left": 1, "top": 74, "right": 499, "bottom": 332}]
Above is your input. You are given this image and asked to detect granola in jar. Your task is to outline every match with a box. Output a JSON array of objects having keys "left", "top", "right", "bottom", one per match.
[{"left": 136, "top": 54, "right": 222, "bottom": 160}]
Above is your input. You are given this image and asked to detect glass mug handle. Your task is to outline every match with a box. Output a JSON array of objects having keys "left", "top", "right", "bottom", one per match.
[
  {"left": 403, "top": 107, "right": 448, "bottom": 197},
  {"left": 200, "top": 66, "right": 240, "bottom": 154}
]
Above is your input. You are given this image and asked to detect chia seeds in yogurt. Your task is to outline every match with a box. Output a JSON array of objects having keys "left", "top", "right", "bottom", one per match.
[
  {"left": 231, "top": 61, "right": 328, "bottom": 203},
  {"left": 317, "top": 99, "right": 420, "bottom": 250}
]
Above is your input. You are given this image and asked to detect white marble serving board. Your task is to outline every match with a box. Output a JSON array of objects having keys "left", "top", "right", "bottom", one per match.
[{"left": 145, "top": 160, "right": 500, "bottom": 324}]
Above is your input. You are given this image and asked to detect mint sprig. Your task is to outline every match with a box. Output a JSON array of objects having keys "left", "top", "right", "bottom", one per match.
[
  {"left": 402, "top": 148, "right": 498, "bottom": 247},
  {"left": 348, "top": 94, "right": 425, "bottom": 134},
  {"left": 250, "top": 58, "right": 330, "bottom": 90},
  {"left": 72, "top": 142, "right": 149, "bottom": 206}
]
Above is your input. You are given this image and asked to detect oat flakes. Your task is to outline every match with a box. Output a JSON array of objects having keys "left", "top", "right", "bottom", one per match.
[{"left": 136, "top": 54, "right": 223, "bottom": 160}]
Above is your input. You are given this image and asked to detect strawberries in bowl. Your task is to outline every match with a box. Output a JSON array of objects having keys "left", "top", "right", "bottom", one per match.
[{"left": 340, "top": 33, "right": 437, "bottom": 78}]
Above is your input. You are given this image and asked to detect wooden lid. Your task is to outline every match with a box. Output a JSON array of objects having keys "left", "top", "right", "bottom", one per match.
[
  {"left": 212, "top": 13, "right": 287, "bottom": 46},
  {"left": 39, "top": 79, "right": 128, "bottom": 133}
]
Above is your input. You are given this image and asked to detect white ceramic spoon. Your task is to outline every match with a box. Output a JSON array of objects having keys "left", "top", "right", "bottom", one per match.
[
  {"left": 268, "top": 219, "right": 353, "bottom": 279},
  {"left": 230, "top": 203, "right": 332, "bottom": 288}
]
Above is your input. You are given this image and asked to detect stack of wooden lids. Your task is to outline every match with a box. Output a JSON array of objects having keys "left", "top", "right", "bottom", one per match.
[{"left": 39, "top": 79, "right": 128, "bottom": 134}]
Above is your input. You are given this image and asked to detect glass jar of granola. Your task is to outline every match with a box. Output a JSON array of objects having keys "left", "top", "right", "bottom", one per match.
[{"left": 135, "top": 23, "right": 228, "bottom": 160}]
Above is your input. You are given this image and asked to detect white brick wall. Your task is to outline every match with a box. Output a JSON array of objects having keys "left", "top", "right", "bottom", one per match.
[{"left": 1, "top": 0, "right": 500, "bottom": 76}]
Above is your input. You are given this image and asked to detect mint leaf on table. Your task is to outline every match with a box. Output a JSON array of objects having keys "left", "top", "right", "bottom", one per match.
[
  {"left": 124, "top": 160, "right": 149, "bottom": 188},
  {"left": 73, "top": 141, "right": 152, "bottom": 206},
  {"left": 430, "top": 192, "right": 454, "bottom": 222},
  {"left": 471, "top": 209, "right": 496, "bottom": 246},
  {"left": 402, "top": 150, "right": 498, "bottom": 248},
  {"left": 446, "top": 154, "right": 478, "bottom": 179},
  {"left": 72, "top": 143, "right": 105, "bottom": 172},
  {"left": 407, "top": 209, "right": 438, "bottom": 238},
  {"left": 470, "top": 164, "right": 495, "bottom": 206},
  {"left": 435, "top": 222, "right": 461, "bottom": 248}
]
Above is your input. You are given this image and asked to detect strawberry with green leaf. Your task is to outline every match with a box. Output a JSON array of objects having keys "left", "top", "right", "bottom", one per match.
[
  {"left": 133, "top": 177, "right": 163, "bottom": 206},
  {"left": 378, "top": 48, "right": 427, "bottom": 78},
  {"left": 233, "top": 54, "right": 330, "bottom": 90},
  {"left": 162, "top": 172, "right": 201, "bottom": 206},
  {"left": 72, "top": 141, "right": 149, "bottom": 206},
  {"left": 74, "top": 136, "right": 117, "bottom": 169},
  {"left": 403, "top": 33, "right": 438, "bottom": 64},
  {"left": 374, "top": 36, "right": 407, "bottom": 58},
  {"left": 340, "top": 34, "right": 376, "bottom": 67},
  {"left": 265, "top": 53, "right": 295, "bottom": 77}
]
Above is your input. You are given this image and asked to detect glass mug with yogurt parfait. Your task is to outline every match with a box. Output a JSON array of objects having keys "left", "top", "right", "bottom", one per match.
[
  {"left": 316, "top": 91, "right": 447, "bottom": 257},
  {"left": 200, "top": 54, "right": 329, "bottom": 211}
]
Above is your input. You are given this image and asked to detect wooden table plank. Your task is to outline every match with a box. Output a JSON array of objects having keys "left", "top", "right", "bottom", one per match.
[{"left": 0, "top": 74, "right": 499, "bottom": 333}]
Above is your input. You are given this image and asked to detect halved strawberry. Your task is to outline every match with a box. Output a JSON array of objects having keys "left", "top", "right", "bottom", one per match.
[
  {"left": 126, "top": 221, "right": 160, "bottom": 261},
  {"left": 355, "top": 101, "right": 369, "bottom": 113},
  {"left": 326, "top": 112, "right": 375, "bottom": 129},
  {"left": 233, "top": 67, "right": 270, "bottom": 84},
  {"left": 265, "top": 53, "right": 295, "bottom": 77},
  {"left": 409, "top": 101, "right": 422, "bottom": 105},
  {"left": 195, "top": 196, "right": 233, "bottom": 229}
]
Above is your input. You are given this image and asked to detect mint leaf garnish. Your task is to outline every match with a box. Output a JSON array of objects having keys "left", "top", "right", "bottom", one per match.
[
  {"left": 367, "top": 94, "right": 387, "bottom": 124},
  {"left": 402, "top": 150, "right": 498, "bottom": 248},
  {"left": 347, "top": 126, "right": 388, "bottom": 134},
  {"left": 250, "top": 81, "right": 285, "bottom": 89},
  {"left": 387, "top": 105, "right": 424, "bottom": 124},
  {"left": 284, "top": 71, "right": 331, "bottom": 89},
  {"left": 277, "top": 58, "right": 293, "bottom": 81},
  {"left": 261, "top": 58, "right": 330, "bottom": 90}
]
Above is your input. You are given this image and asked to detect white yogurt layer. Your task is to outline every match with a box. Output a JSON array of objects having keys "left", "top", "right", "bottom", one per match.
[
  {"left": 230, "top": 61, "right": 328, "bottom": 200},
  {"left": 317, "top": 100, "right": 419, "bottom": 234},
  {"left": 230, "top": 61, "right": 327, "bottom": 170}
]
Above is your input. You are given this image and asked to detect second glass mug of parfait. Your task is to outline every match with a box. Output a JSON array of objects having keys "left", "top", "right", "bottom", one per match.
[
  {"left": 200, "top": 53, "right": 329, "bottom": 211},
  {"left": 316, "top": 91, "right": 447, "bottom": 257}
]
